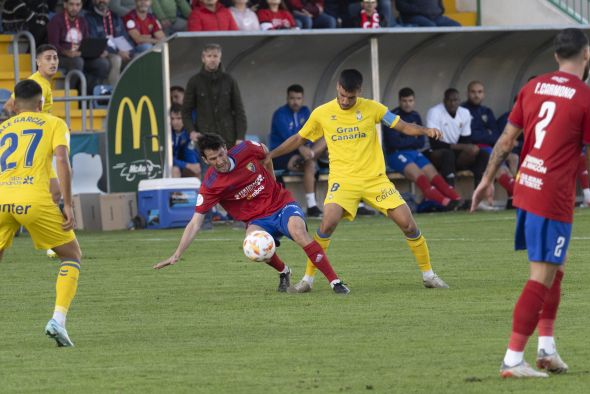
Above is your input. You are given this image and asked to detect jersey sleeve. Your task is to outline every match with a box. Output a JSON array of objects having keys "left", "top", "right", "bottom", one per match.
[
  {"left": 247, "top": 140, "right": 266, "bottom": 160},
  {"left": 52, "top": 118, "right": 70, "bottom": 152},
  {"left": 372, "top": 101, "right": 390, "bottom": 123},
  {"left": 508, "top": 88, "right": 525, "bottom": 128},
  {"left": 195, "top": 184, "right": 219, "bottom": 214},
  {"left": 460, "top": 110, "right": 472, "bottom": 137},
  {"left": 298, "top": 109, "right": 323, "bottom": 142}
]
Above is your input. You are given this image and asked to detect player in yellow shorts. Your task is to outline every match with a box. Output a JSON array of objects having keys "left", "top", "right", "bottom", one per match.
[
  {"left": 4, "top": 44, "right": 62, "bottom": 257},
  {"left": 0, "top": 80, "right": 81, "bottom": 347},
  {"left": 268, "top": 69, "right": 449, "bottom": 292}
]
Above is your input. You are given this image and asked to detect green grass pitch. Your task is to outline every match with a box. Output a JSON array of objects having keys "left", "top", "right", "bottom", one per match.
[{"left": 2, "top": 210, "right": 590, "bottom": 393}]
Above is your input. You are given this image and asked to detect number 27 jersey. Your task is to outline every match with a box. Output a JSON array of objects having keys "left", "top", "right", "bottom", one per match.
[
  {"left": 509, "top": 71, "right": 590, "bottom": 222},
  {"left": 0, "top": 112, "right": 70, "bottom": 203}
]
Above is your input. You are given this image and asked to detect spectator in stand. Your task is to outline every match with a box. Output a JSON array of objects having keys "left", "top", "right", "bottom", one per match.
[
  {"left": 109, "top": 0, "right": 135, "bottom": 18},
  {"left": 187, "top": 0, "right": 239, "bottom": 31},
  {"left": 286, "top": 0, "right": 336, "bottom": 29},
  {"left": 462, "top": 80, "right": 516, "bottom": 207},
  {"left": 182, "top": 43, "right": 247, "bottom": 147},
  {"left": 2, "top": 0, "right": 49, "bottom": 45},
  {"left": 396, "top": 0, "right": 460, "bottom": 27},
  {"left": 170, "top": 104, "right": 202, "bottom": 179},
  {"left": 151, "top": 0, "right": 192, "bottom": 34},
  {"left": 109, "top": 0, "right": 136, "bottom": 17},
  {"left": 269, "top": 84, "right": 325, "bottom": 217},
  {"left": 170, "top": 85, "right": 185, "bottom": 105},
  {"left": 257, "top": 0, "right": 297, "bottom": 30},
  {"left": 48, "top": 0, "right": 110, "bottom": 94},
  {"left": 322, "top": 0, "right": 348, "bottom": 27},
  {"left": 425, "top": 88, "right": 494, "bottom": 210},
  {"left": 348, "top": 0, "right": 394, "bottom": 27},
  {"left": 351, "top": 0, "right": 387, "bottom": 28},
  {"left": 124, "top": 0, "right": 166, "bottom": 54},
  {"left": 86, "top": 0, "right": 133, "bottom": 86},
  {"left": 384, "top": 88, "right": 461, "bottom": 209},
  {"left": 230, "top": 0, "right": 261, "bottom": 30}
]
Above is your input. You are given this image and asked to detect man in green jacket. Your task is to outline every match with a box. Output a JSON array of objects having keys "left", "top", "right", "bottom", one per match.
[{"left": 182, "top": 43, "right": 248, "bottom": 147}]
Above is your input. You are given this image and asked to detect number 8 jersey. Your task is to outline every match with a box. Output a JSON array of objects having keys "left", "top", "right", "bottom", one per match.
[
  {"left": 509, "top": 71, "right": 590, "bottom": 223},
  {"left": 0, "top": 112, "right": 69, "bottom": 203}
]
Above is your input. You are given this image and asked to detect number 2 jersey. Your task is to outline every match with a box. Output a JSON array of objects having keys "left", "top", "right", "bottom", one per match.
[
  {"left": 509, "top": 70, "right": 590, "bottom": 223},
  {"left": 0, "top": 111, "right": 69, "bottom": 204},
  {"left": 195, "top": 141, "right": 295, "bottom": 222}
]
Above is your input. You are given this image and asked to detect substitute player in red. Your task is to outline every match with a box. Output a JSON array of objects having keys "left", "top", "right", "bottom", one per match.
[
  {"left": 472, "top": 28, "right": 590, "bottom": 378},
  {"left": 154, "top": 133, "right": 349, "bottom": 294}
]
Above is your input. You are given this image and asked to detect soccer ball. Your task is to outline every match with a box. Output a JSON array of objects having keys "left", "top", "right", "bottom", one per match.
[{"left": 243, "top": 231, "right": 276, "bottom": 262}]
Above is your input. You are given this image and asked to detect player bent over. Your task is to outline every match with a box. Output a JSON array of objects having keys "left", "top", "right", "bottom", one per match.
[
  {"left": 472, "top": 28, "right": 590, "bottom": 378},
  {"left": 0, "top": 80, "right": 82, "bottom": 347},
  {"left": 154, "top": 133, "right": 349, "bottom": 294},
  {"left": 268, "top": 69, "right": 449, "bottom": 292}
]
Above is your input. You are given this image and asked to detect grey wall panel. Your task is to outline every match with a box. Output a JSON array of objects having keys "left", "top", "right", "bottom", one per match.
[{"left": 166, "top": 28, "right": 585, "bottom": 140}]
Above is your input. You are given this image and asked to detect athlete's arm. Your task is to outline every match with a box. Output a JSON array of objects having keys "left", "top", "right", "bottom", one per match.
[
  {"left": 470, "top": 122, "right": 523, "bottom": 212},
  {"left": 54, "top": 145, "right": 74, "bottom": 231},
  {"left": 153, "top": 212, "right": 206, "bottom": 269},
  {"left": 267, "top": 133, "right": 307, "bottom": 161},
  {"left": 259, "top": 143, "right": 276, "bottom": 180},
  {"left": 393, "top": 118, "right": 442, "bottom": 140}
]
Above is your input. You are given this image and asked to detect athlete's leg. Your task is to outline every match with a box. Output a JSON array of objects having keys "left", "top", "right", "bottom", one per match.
[
  {"left": 423, "top": 164, "right": 461, "bottom": 201},
  {"left": 387, "top": 204, "right": 448, "bottom": 288},
  {"left": 404, "top": 163, "right": 450, "bottom": 206}
]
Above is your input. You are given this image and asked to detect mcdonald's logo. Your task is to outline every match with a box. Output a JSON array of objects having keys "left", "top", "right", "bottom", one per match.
[{"left": 115, "top": 96, "right": 160, "bottom": 155}]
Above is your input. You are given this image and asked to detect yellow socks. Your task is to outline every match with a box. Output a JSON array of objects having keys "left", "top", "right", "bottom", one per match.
[
  {"left": 405, "top": 232, "right": 432, "bottom": 273},
  {"left": 303, "top": 232, "right": 331, "bottom": 284},
  {"left": 53, "top": 260, "right": 80, "bottom": 325}
]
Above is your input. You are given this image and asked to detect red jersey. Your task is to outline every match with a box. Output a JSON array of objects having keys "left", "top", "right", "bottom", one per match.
[
  {"left": 195, "top": 141, "right": 295, "bottom": 222},
  {"left": 256, "top": 9, "right": 296, "bottom": 30},
  {"left": 509, "top": 70, "right": 590, "bottom": 222},
  {"left": 123, "top": 10, "right": 162, "bottom": 38}
]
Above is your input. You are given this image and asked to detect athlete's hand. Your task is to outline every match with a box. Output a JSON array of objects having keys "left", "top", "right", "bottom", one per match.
[
  {"left": 425, "top": 128, "right": 442, "bottom": 140},
  {"left": 61, "top": 204, "right": 75, "bottom": 231},
  {"left": 153, "top": 254, "right": 180, "bottom": 269},
  {"left": 470, "top": 180, "right": 494, "bottom": 212}
]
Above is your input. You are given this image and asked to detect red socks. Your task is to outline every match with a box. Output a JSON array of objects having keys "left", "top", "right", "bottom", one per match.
[
  {"left": 538, "top": 270, "right": 564, "bottom": 337},
  {"left": 498, "top": 173, "right": 515, "bottom": 196},
  {"left": 415, "top": 175, "right": 449, "bottom": 205},
  {"left": 303, "top": 241, "right": 338, "bottom": 283},
  {"left": 508, "top": 280, "right": 550, "bottom": 351},
  {"left": 266, "top": 253, "right": 286, "bottom": 272},
  {"left": 431, "top": 175, "right": 461, "bottom": 200}
]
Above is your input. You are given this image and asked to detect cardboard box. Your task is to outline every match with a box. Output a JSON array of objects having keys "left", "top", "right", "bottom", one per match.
[
  {"left": 72, "top": 192, "right": 137, "bottom": 231},
  {"left": 72, "top": 193, "right": 102, "bottom": 231},
  {"left": 99, "top": 193, "right": 137, "bottom": 231}
]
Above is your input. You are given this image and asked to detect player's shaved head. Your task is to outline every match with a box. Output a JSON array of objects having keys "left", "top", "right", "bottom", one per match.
[
  {"left": 14, "top": 79, "right": 42, "bottom": 112},
  {"left": 339, "top": 69, "right": 363, "bottom": 92},
  {"left": 554, "top": 28, "right": 589, "bottom": 60}
]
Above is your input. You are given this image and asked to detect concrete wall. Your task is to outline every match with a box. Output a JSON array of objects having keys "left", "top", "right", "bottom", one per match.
[
  {"left": 168, "top": 28, "right": 571, "bottom": 141},
  {"left": 481, "top": 0, "right": 575, "bottom": 26}
]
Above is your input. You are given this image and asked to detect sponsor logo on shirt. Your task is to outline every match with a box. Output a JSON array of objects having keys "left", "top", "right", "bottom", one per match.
[
  {"left": 375, "top": 187, "right": 398, "bottom": 202},
  {"left": 0, "top": 176, "right": 34, "bottom": 186},
  {"left": 332, "top": 126, "right": 367, "bottom": 141},
  {"left": 330, "top": 115, "right": 337, "bottom": 121},
  {"left": 235, "top": 174, "right": 265, "bottom": 200},
  {"left": 551, "top": 76, "right": 569, "bottom": 83}
]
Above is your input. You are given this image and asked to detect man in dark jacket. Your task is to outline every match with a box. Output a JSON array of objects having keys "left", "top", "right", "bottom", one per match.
[
  {"left": 396, "top": 0, "right": 460, "bottom": 27},
  {"left": 182, "top": 43, "right": 247, "bottom": 147}
]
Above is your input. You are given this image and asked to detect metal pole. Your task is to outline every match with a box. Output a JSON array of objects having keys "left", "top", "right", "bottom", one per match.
[
  {"left": 11, "top": 31, "right": 36, "bottom": 84},
  {"left": 370, "top": 36, "right": 382, "bottom": 146},
  {"left": 161, "top": 41, "right": 173, "bottom": 179}
]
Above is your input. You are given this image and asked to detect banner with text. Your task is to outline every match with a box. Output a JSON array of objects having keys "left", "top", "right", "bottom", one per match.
[{"left": 107, "top": 51, "right": 165, "bottom": 192}]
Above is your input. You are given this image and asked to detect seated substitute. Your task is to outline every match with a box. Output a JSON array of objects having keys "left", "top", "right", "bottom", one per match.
[
  {"left": 425, "top": 88, "right": 493, "bottom": 210},
  {"left": 384, "top": 87, "right": 461, "bottom": 209},
  {"left": 269, "top": 84, "right": 325, "bottom": 218},
  {"left": 154, "top": 133, "right": 350, "bottom": 294},
  {"left": 170, "top": 104, "right": 201, "bottom": 178}
]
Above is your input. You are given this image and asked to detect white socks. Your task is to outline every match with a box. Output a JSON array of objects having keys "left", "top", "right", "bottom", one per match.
[
  {"left": 503, "top": 349, "right": 524, "bottom": 367},
  {"left": 583, "top": 188, "right": 590, "bottom": 204},
  {"left": 302, "top": 275, "right": 315, "bottom": 286},
  {"left": 306, "top": 193, "right": 317, "bottom": 208},
  {"left": 422, "top": 270, "right": 435, "bottom": 280},
  {"left": 52, "top": 311, "right": 66, "bottom": 327},
  {"left": 538, "top": 336, "right": 556, "bottom": 354}
]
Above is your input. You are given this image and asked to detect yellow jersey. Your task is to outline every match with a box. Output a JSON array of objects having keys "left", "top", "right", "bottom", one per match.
[
  {"left": 10, "top": 71, "right": 54, "bottom": 113},
  {"left": 0, "top": 112, "right": 69, "bottom": 203},
  {"left": 299, "top": 98, "right": 399, "bottom": 180}
]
